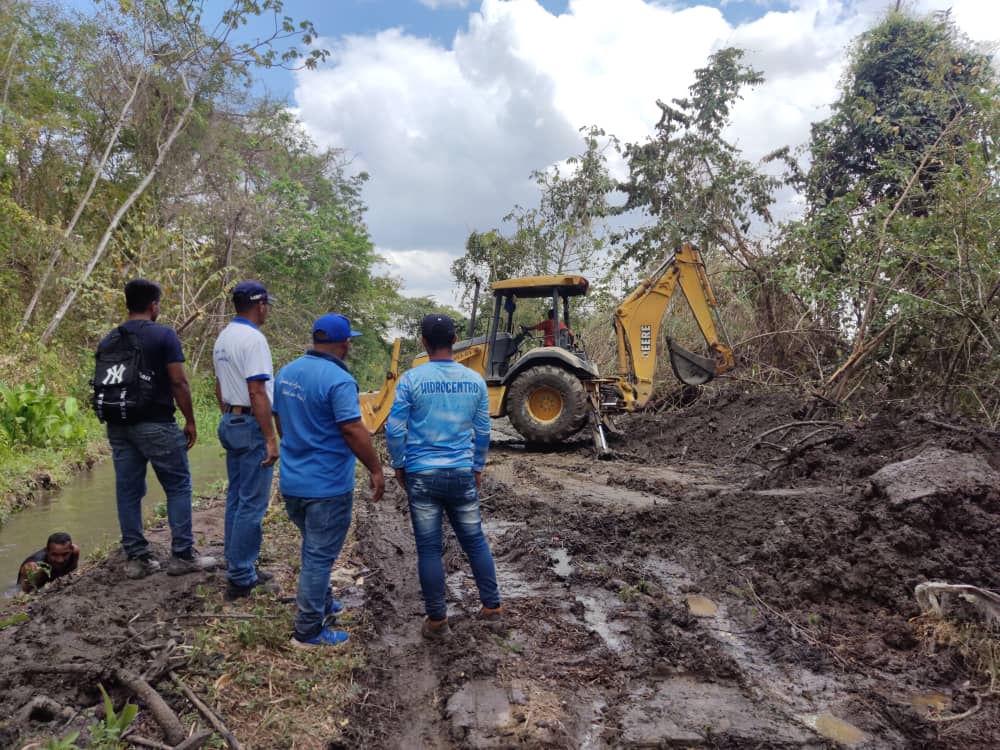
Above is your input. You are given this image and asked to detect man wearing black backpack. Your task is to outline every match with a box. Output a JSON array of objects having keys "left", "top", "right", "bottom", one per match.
[{"left": 95, "top": 279, "right": 216, "bottom": 579}]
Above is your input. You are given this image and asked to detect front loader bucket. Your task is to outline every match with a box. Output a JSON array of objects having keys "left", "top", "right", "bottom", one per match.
[{"left": 668, "top": 338, "right": 717, "bottom": 386}]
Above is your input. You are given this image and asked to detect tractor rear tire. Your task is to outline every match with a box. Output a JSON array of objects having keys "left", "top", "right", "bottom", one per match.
[{"left": 507, "top": 365, "right": 589, "bottom": 444}]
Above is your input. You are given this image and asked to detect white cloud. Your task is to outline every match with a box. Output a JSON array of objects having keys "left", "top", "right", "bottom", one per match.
[
  {"left": 377, "top": 248, "right": 459, "bottom": 303},
  {"left": 419, "top": 0, "right": 469, "bottom": 8},
  {"left": 295, "top": 0, "right": 1000, "bottom": 308}
]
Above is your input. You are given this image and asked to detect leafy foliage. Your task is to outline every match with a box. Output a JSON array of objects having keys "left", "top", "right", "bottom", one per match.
[
  {"left": 614, "top": 48, "right": 794, "bottom": 271},
  {"left": 85, "top": 684, "right": 139, "bottom": 750},
  {"left": 786, "top": 12, "right": 999, "bottom": 412},
  {"left": 0, "top": 382, "right": 89, "bottom": 449}
]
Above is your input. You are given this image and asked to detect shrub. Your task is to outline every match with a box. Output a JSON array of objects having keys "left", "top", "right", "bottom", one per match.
[{"left": 0, "top": 382, "right": 89, "bottom": 448}]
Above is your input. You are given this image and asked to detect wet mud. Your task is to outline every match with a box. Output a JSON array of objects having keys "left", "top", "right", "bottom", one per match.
[
  {"left": 2, "top": 388, "right": 998, "bottom": 748},
  {"left": 0, "top": 513, "right": 226, "bottom": 749},
  {"left": 344, "top": 390, "right": 1000, "bottom": 749}
]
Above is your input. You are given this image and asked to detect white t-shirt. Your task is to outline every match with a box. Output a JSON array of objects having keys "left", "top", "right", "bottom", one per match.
[{"left": 213, "top": 318, "right": 274, "bottom": 406}]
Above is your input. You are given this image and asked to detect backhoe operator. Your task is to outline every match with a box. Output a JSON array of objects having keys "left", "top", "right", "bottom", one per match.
[{"left": 523, "top": 308, "right": 570, "bottom": 347}]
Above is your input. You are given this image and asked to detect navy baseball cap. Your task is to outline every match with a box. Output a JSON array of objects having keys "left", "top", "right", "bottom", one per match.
[
  {"left": 421, "top": 313, "right": 456, "bottom": 340},
  {"left": 232, "top": 280, "right": 275, "bottom": 304},
  {"left": 313, "top": 313, "right": 362, "bottom": 343}
]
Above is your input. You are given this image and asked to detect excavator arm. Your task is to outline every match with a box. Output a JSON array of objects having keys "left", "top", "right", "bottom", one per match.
[
  {"left": 359, "top": 338, "right": 402, "bottom": 434},
  {"left": 612, "top": 243, "right": 735, "bottom": 410}
]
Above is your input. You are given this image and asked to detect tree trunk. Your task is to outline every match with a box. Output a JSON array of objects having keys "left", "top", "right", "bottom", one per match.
[
  {"left": 0, "top": 29, "right": 19, "bottom": 126},
  {"left": 19, "top": 68, "right": 146, "bottom": 333},
  {"left": 40, "top": 78, "right": 198, "bottom": 344}
]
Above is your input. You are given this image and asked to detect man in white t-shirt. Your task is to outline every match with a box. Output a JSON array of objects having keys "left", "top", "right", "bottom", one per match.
[{"left": 213, "top": 280, "right": 279, "bottom": 600}]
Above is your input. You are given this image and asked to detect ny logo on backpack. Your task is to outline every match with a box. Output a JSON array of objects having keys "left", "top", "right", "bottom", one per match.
[{"left": 92, "top": 325, "right": 155, "bottom": 423}]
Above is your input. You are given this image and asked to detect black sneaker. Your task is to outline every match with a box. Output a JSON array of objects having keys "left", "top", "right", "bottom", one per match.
[
  {"left": 225, "top": 578, "right": 279, "bottom": 601},
  {"left": 255, "top": 568, "right": 275, "bottom": 582}
]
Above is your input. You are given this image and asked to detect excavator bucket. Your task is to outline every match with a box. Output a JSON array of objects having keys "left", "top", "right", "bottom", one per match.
[{"left": 668, "top": 338, "right": 717, "bottom": 386}]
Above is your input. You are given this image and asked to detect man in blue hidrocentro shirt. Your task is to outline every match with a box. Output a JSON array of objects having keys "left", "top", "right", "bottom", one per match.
[
  {"left": 273, "top": 313, "right": 385, "bottom": 648},
  {"left": 386, "top": 313, "right": 502, "bottom": 639}
]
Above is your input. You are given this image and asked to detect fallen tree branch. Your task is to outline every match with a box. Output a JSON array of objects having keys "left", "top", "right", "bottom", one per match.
[
  {"left": 116, "top": 667, "right": 187, "bottom": 746},
  {"left": 170, "top": 613, "right": 280, "bottom": 621},
  {"left": 739, "top": 421, "right": 841, "bottom": 458},
  {"left": 22, "top": 663, "right": 104, "bottom": 676},
  {"left": 125, "top": 736, "right": 173, "bottom": 750},
  {"left": 744, "top": 578, "right": 855, "bottom": 669},
  {"left": 171, "top": 672, "right": 242, "bottom": 750},
  {"left": 925, "top": 692, "right": 984, "bottom": 723},
  {"left": 917, "top": 415, "right": 1000, "bottom": 439}
]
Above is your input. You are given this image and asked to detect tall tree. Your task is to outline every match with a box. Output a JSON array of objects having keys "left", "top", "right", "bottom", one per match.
[
  {"left": 788, "top": 12, "right": 999, "bottom": 410},
  {"left": 614, "top": 48, "right": 793, "bottom": 273},
  {"left": 452, "top": 127, "right": 617, "bottom": 311},
  {"left": 37, "top": 0, "right": 326, "bottom": 344}
]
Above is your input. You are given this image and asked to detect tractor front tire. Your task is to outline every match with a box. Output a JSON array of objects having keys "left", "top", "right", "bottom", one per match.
[{"left": 507, "top": 365, "right": 588, "bottom": 444}]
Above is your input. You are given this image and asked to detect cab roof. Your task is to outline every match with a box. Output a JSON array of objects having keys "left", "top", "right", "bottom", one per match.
[{"left": 491, "top": 274, "right": 589, "bottom": 298}]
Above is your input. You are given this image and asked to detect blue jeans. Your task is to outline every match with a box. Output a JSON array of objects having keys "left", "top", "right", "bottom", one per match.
[
  {"left": 284, "top": 493, "right": 353, "bottom": 640},
  {"left": 218, "top": 413, "right": 274, "bottom": 587},
  {"left": 407, "top": 469, "right": 500, "bottom": 620},
  {"left": 107, "top": 421, "right": 194, "bottom": 559}
]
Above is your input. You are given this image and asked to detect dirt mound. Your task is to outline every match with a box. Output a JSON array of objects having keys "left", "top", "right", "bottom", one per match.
[
  {"left": 624, "top": 386, "right": 999, "bottom": 488},
  {"left": 0, "top": 545, "right": 221, "bottom": 748}
]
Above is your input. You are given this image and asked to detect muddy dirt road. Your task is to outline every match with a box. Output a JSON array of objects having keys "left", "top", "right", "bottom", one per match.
[
  {"left": 2, "top": 390, "right": 998, "bottom": 749},
  {"left": 343, "top": 392, "right": 1000, "bottom": 749}
]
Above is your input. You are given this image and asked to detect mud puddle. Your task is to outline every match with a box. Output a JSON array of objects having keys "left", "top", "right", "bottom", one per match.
[{"left": 344, "top": 447, "right": 871, "bottom": 748}]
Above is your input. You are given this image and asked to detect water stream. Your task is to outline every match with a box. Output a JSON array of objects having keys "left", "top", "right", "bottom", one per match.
[{"left": 0, "top": 441, "right": 227, "bottom": 592}]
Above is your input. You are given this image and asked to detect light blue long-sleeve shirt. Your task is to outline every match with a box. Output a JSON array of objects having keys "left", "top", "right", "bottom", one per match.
[{"left": 385, "top": 359, "right": 490, "bottom": 473}]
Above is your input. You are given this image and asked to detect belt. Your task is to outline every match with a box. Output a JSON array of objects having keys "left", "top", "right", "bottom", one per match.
[{"left": 224, "top": 405, "right": 253, "bottom": 415}]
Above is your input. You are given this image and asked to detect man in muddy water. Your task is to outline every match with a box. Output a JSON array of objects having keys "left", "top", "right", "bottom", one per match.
[
  {"left": 273, "top": 313, "right": 385, "bottom": 648},
  {"left": 213, "top": 281, "right": 280, "bottom": 601},
  {"left": 17, "top": 532, "right": 79, "bottom": 592},
  {"left": 99, "top": 279, "right": 216, "bottom": 579},
  {"left": 386, "top": 313, "right": 502, "bottom": 639}
]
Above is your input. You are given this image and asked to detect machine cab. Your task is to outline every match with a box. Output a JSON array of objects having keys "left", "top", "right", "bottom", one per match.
[{"left": 481, "top": 274, "right": 590, "bottom": 382}]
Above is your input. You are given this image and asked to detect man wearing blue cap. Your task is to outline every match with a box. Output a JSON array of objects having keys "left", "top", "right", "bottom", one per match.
[
  {"left": 213, "top": 280, "right": 279, "bottom": 600},
  {"left": 273, "top": 313, "right": 386, "bottom": 648}
]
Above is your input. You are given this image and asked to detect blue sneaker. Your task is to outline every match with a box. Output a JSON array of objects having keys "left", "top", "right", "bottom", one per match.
[
  {"left": 326, "top": 599, "right": 344, "bottom": 616},
  {"left": 289, "top": 627, "right": 350, "bottom": 649}
]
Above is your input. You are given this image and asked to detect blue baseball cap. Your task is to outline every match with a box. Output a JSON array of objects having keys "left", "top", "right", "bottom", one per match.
[
  {"left": 232, "top": 280, "right": 275, "bottom": 304},
  {"left": 313, "top": 313, "right": 362, "bottom": 343}
]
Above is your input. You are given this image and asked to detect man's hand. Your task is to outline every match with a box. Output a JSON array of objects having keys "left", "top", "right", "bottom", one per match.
[
  {"left": 369, "top": 470, "right": 385, "bottom": 503},
  {"left": 183, "top": 420, "right": 197, "bottom": 450},
  {"left": 474, "top": 471, "right": 483, "bottom": 491},
  {"left": 261, "top": 436, "right": 279, "bottom": 467},
  {"left": 394, "top": 468, "right": 407, "bottom": 492},
  {"left": 20, "top": 562, "right": 39, "bottom": 593}
]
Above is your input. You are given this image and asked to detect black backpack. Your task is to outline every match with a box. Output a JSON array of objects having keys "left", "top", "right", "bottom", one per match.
[{"left": 92, "top": 324, "right": 156, "bottom": 423}]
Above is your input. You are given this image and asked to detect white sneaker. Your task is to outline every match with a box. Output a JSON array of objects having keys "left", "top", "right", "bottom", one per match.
[
  {"left": 166, "top": 551, "right": 217, "bottom": 576},
  {"left": 124, "top": 556, "right": 161, "bottom": 580}
]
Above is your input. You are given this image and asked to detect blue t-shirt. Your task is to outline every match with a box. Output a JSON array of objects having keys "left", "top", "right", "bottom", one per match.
[
  {"left": 97, "top": 320, "right": 185, "bottom": 422},
  {"left": 273, "top": 351, "right": 362, "bottom": 498},
  {"left": 385, "top": 359, "right": 490, "bottom": 474}
]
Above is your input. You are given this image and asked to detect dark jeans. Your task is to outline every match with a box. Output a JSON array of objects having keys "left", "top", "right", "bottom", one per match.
[
  {"left": 107, "top": 421, "right": 194, "bottom": 559},
  {"left": 407, "top": 469, "right": 500, "bottom": 620},
  {"left": 218, "top": 413, "right": 274, "bottom": 587},
  {"left": 285, "top": 493, "right": 353, "bottom": 640}
]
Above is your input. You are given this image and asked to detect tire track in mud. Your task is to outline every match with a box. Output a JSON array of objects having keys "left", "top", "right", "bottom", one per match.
[{"left": 344, "top": 449, "right": 898, "bottom": 749}]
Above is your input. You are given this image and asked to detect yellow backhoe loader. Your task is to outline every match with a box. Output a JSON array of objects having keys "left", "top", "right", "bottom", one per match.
[{"left": 360, "top": 242, "right": 735, "bottom": 453}]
